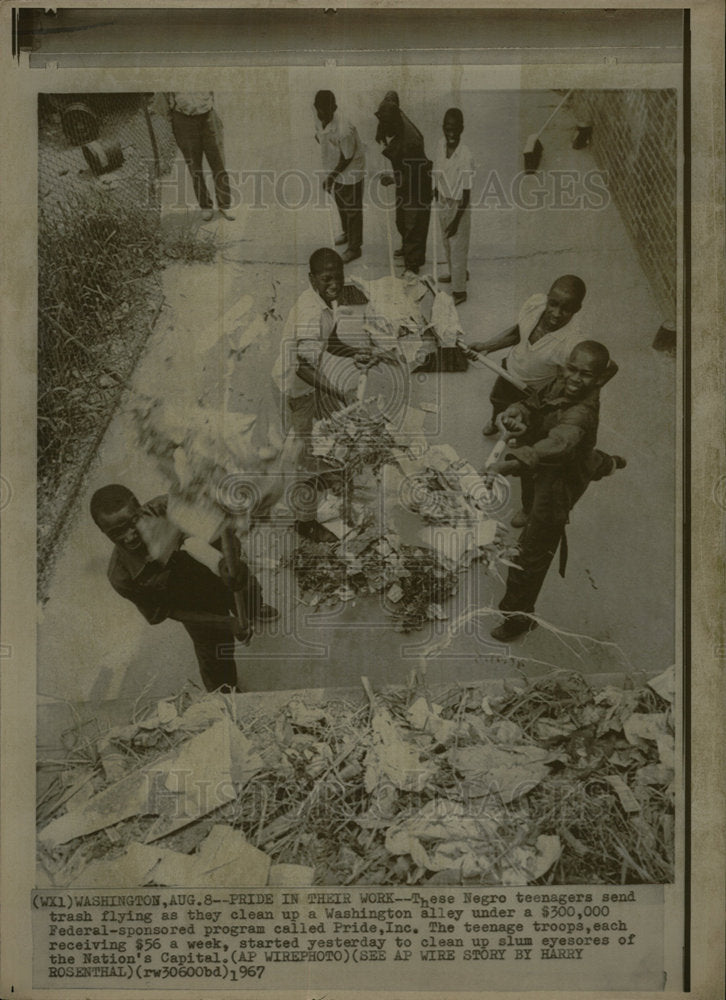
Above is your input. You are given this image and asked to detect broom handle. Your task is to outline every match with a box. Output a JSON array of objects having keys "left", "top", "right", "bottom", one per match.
[
  {"left": 327, "top": 193, "right": 337, "bottom": 246},
  {"left": 534, "top": 89, "right": 573, "bottom": 142},
  {"left": 384, "top": 188, "right": 396, "bottom": 280},
  {"left": 220, "top": 526, "right": 251, "bottom": 642},
  {"left": 484, "top": 435, "right": 508, "bottom": 470},
  {"left": 456, "top": 337, "right": 530, "bottom": 392},
  {"left": 431, "top": 193, "right": 438, "bottom": 284}
]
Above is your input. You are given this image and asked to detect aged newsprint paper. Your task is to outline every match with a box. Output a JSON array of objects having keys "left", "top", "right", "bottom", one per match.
[{"left": 1, "top": 2, "right": 724, "bottom": 998}]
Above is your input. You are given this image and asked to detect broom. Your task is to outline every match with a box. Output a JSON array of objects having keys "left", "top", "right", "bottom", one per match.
[{"left": 523, "top": 90, "right": 573, "bottom": 173}]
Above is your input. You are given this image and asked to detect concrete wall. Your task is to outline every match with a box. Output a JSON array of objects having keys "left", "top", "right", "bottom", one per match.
[{"left": 571, "top": 90, "right": 678, "bottom": 319}]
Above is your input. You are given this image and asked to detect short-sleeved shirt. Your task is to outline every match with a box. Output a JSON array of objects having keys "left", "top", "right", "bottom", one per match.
[
  {"left": 505, "top": 293, "right": 584, "bottom": 389},
  {"left": 168, "top": 92, "right": 214, "bottom": 116},
  {"left": 272, "top": 286, "right": 337, "bottom": 398},
  {"left": 315, "top": 112, "right": 366, "bottom": 186},
  {"left": 433, "top": 139, "right": 475, "bottom": 203},
  {"left": 107, "top": 496, "right": 235, "bottom": 625}
]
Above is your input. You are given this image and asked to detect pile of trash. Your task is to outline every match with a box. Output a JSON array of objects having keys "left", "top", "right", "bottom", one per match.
[
  {"left": 295, "top": 397, "right": 517, "bottom": 629},
  {"left": 311, "top": 398, "right": 412, "bottom": 478},
  {"left": 37, "top": 668, "right": 675, "bottom": 888},
  {"left": 289, "top": 531, "right": 461, "bottom": 631}
]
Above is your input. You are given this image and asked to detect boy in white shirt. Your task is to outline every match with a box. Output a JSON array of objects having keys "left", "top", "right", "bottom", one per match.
[
  {"left": 314, "top": 91, "right": 366, "bottom": 263},
  {"left": 433, "top": 107, "right": 475, "bottom": 304},
  {"left": 469, "top": 275, "right": 588, "bottom": 435}
]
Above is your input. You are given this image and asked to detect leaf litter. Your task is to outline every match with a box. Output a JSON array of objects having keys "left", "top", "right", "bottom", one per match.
[{"left": 38, "top": 668, "right": 675, "bottom": 887}]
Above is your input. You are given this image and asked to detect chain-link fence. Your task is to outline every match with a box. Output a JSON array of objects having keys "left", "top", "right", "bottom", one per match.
[{"left": 38, "top": 93, "right": 177, "bottom": 591}]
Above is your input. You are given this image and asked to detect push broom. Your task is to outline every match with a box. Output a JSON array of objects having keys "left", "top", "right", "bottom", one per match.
[{"left": 523, "top": 89, "right": 573, "bottom": 173}]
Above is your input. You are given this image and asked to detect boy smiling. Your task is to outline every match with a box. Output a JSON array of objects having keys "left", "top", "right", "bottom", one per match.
[
  {"left": 433, "top": 107, "right": 474, "bottom": 305},
  {"left": 485, "top": 341, "right": 626, "bottom": 641},
  {"left": 469, "top": 275, "right": 588, "bottom": 437}
]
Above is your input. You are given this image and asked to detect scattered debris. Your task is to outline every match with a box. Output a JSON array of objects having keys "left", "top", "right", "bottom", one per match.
[{"left": 38, "top": 670, "right": 675, "bottom": 886}]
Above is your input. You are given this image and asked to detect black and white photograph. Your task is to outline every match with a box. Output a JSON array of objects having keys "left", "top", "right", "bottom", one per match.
[{"left": 1, "top": 4, "right": 724, "bottom": 998}]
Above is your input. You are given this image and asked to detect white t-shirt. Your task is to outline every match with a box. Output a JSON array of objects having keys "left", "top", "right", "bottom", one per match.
[
  {"left": 169, "top": 92, "right": 214, "bottom": 116},
  {"left": 433, "top": 139, "right": 475, "bottom": 203},
  {"left": 272, "top": 286, "right": 337, "bottom": 397},
  {"left": 315, "top": 112, "right": 366, "bottom": 186},
  {"left": 506, "top": 293, "right": 584, "bottom": 388}
]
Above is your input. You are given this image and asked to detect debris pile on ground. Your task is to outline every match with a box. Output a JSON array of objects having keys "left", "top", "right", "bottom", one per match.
[
  {"left": 37, "top": 668, "right": 675, "bottom": 887},
  {"left": 312, "top": 398, "right": 412, "bottom": 477},
  {"left": 289, "top": 532, "right": 461, "bottom": 631},
  {"left": 296, "top": 398, "right": 517, "bottom": 628}
]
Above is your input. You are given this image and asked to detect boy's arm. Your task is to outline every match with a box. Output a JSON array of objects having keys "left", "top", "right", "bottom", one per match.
[
  {"left": 506, "top": 424, "right": 586, "bottom": 470},
  {"left": 468, "top": 324, "right": 520, "bottom": 354},
  {"left": 324, "top": 150, "right": 354, "bottom": 191}
]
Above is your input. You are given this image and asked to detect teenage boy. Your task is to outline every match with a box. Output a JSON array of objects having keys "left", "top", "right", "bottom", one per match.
[
  {"left": 433, "top": 108, "right": 475, "bottom": 305},
  {"left": 375, "top": 95, "right": 433, "bottom": 275},
  {"left": 469, "top": 275, "right": 588, "bottom": 437},
  {"left": 485, "top": 341, "right": 625, "bottom": 641},
  {"left": 271, "top": 248, "right": 375, "bottom": 458},
  {"left": 91, "top": 486, "right": 278, "bottom": 692},
  {"left": 314, "top": 90, "right": 366, "bottom": 263},
  {"left": 155, "top": 92, "right": 235, "bottom": 222}
]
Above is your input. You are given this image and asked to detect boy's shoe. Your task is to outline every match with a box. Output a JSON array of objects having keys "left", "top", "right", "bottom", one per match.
[
  {"left": 438, "top": 271, "right": 468, "bottom": 284},
  {"left": 453, "top": 292, "right": 467, "bottom": 305},
  {"left": 482, "top": 419, "right": 498, "bottom": 437},
  {"left": 490, "top": 615, "right": 537, "bottom": 642},
  {"left": 393, "top": 247, "right": 405, "bottom": 258},
  {"left": 511, "top": 508, "right": 528, "bottom": 528},
  {"left": 219, "top": 208, "right": 236, "bottom": 221},
  {"left": 341, "top": 247, "right": 361, "bottom": 263},
  {"left": 335, "top": 233, "right": 347, "bottom": 246},
  {"left": 254, "top": 604, "right": 280, "bottom": 623},
  {"left": 201, "top": 208, "right": 214, "bottom": 221}
]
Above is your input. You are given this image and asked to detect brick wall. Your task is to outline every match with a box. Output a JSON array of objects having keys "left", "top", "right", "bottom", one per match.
[{"left": 570, "top": 90, "right": 678, "bottom": 319}]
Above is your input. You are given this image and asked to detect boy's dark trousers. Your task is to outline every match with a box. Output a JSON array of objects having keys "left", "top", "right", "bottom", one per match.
[
  {"left": 395, "top": 200, "right": 430, "bottom": 270},
  {"left": 499, "top": 451, "right": 616, "bottom": 617},
  {"left": 181, "top": 574, "right": 263, "bottom": 692},
  {"left": 333, "top": 179, "right": 363, "bottom": 252},
  {"left": 489, "top": 359, "right": 527, "bottom": 420},
  {"left": 171, "top": 109, "right": 231, "bottom": 211}
]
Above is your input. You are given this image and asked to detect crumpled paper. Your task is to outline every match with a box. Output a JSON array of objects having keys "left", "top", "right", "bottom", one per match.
[{"left": 364, "top": 711, "right": 436, "bottom": 793}]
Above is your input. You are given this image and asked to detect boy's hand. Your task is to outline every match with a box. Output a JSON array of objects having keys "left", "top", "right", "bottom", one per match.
[
  {"left": 354, "top": 349, "right": 375, "bottom": 368},
  {"left": 218, "top": 556, "right": 237, "bottom": 590},
  {"left": 380, "top": 174, "right": 395, "bottom": 187},
  {"left": 445, "top": 220, "right": 459, "bottom": 239},
  {"left": 467, "top": 341, "right": 490, "bottom": 354},
  {"left": 497, "top": 409, "right": 527, "bottom": 437},
  {"left": 484, "top": 458, "right": 522, "bottom": 479},
  {"left": 232, "top": 617, "right": 253, "bottom": 646},
  {"left": 323, "top": 174, "right": 335, "bottom": 193}
]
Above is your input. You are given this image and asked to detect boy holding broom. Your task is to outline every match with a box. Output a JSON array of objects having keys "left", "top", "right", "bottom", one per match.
[
  {"left": 314, "top": 90, "right": 366, "bottom": 263},
  {"left": 484, "top": 340, "right": 625, "bottom": 641},
  {"left": 469, "top": 274, "right": 588, "bottom": 441},
  {"left": 433, "top": 107, "right": 475, "bottom": 305}
]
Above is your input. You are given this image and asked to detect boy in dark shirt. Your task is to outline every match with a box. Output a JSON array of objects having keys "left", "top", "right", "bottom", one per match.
[
  {"left": 375, "top": 95, "right": 433, "bottom": 275},
  {"left": 485, "top": 341, "right": 625, "bottom": 641},
  {"left": 91, "top": 486, "right": 277, "bottom": 691}
]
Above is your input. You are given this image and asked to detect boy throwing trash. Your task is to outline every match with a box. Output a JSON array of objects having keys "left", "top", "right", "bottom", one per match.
[
  {"left": 91, "top": 486, "right": 278, "bottom": 692},
  {"left": 433, "top": 107, "right": 475, "bottom": 305},
  {"left": 483, "top": 341, "right": 626, "bottom": 641}
]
